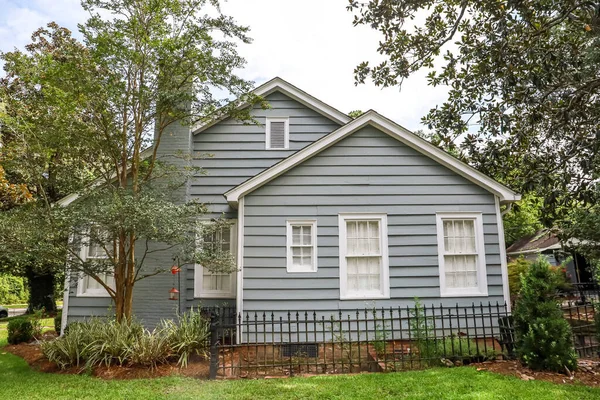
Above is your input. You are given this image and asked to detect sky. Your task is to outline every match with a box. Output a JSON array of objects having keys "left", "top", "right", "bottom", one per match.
[{"left": 0, "top": 0, "right": 448, "bottom": 131}]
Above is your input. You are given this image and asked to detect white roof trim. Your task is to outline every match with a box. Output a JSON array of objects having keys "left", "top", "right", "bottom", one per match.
[
  {"left": 225, "top": 110, "right": 521, "bottom": 207},
  {"left": 191, "top": 77, "right": 351, "bottom": 134}
]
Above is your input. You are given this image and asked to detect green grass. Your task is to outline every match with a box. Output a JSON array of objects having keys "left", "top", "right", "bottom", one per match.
[
  {"left": 1, "top": 319, "right": 599, "bottom": 399},
  {"left": 0, "top": 327, "right": 599, "bottom": 400}
]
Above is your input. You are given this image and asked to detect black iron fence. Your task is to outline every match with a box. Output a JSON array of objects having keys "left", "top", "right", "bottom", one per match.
[
  {"left": 563, "top": 283, "right": 600, "bottom": 304},
  {"left": 562, "top": 301, "right": 599, "bottom": 358},
  {"left": 208, "top": 302, "right": 514, "bottom": 379}
]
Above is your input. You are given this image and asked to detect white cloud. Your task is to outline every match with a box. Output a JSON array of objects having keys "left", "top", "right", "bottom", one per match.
[{"left": 0, "top": 0, "right": 448, "bottom": 130}]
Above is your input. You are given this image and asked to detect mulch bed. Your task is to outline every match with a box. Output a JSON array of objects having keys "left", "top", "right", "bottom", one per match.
[
  {"left": 5, "top": 339, "right": 600, "bottom": 386},
  {"left": 2, "top": 338, "right": 210, "bottom": 380},
  {"left": 471, "top": 359, "right": 600, "bottom": 387}
]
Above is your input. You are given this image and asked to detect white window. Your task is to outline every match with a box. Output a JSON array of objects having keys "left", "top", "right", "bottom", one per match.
[
  {"left": 194, "top": 222, "right": 237, "bottom": 298},
  {"left": 286, "top": 220, "right": 317, "bottom": 273},
  {"left": 339, "top": 214, "right": 389, "bottom": 300},
  {"left": 436, "top": 213, "right": 488, "bottom": 297},
  {"left": 265, "top": 117, "right": 289, "bottom": 150},
  {"left": 77, "top": 226, "right": 114, "bottom": 297}
]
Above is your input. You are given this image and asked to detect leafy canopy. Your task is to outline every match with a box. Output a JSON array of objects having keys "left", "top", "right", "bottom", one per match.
[{"left": 348, "top": 0, "right": 600, "bottom": 220}]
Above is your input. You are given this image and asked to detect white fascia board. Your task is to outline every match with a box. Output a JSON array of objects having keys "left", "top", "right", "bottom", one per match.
[
  {"left": 191, "top": 77, "right": 351, "bottom": 135},
  {"left": 225, "top": 111, "right": 521, "bottom": 207}
]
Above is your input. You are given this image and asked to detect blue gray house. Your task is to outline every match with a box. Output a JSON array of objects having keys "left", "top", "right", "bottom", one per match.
[{"left": 61, "top": 78, "right": 520, "bottom": 331}]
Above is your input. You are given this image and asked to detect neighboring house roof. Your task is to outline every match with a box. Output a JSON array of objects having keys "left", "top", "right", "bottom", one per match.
[
  {"left": 506, "top": 229, "right": 562, "bottom": 255},
  {"left": 225, "top": 110, "right": 521, "bottom": 207},
  {"left": 191, "top": 77, "right": 352, "bottom": 134}
]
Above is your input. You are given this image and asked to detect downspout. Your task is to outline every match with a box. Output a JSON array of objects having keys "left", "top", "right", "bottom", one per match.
[{"left": 500, "top": 202, "right": 513, "bottom": 216}]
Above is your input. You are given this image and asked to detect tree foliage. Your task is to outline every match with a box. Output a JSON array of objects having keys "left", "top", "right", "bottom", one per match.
[
  {"left": 1, "top": 0, "right": 257, "bottom": 321},
  {"left": 513, "top": 257, "right": 577, "bottom": 372},
  {"left": 502, "top": 194, "right": 544, "bottom": 246},
  {"left": 348, "top": 0, "right": 600, "bottom": 220}
]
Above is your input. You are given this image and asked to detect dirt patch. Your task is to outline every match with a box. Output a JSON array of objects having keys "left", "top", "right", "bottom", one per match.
[
  {"left": 472, "top": 359, "right": 600, "bottom": 387},
  {"left": 3, "top": 342, "right": 210, "bottom": 380}
]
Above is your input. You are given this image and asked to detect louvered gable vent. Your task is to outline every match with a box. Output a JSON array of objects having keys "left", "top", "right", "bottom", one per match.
[{"left": 266, "top": 118, "right": 289, "bottom": 149}]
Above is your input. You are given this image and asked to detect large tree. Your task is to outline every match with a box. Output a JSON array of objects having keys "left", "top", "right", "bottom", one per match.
[
  {"left": 1, "top": 0, "right": 259, "bottom": 321},
  {"left": 348, "top": 1, "right": 600, "bottom": 222},
  {"left": 0, "top": 23, "right": 101, "bottom": 312}
]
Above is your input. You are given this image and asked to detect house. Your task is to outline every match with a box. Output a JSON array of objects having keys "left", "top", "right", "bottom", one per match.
[
  {"left": 507, "top": 228, "right": 594, "bottom": 286},
  {"left": 61, "top": 78, "right": 520, "bottom": 332}
]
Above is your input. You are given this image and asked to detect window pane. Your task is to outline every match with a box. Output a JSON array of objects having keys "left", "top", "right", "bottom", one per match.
[
  {"left": 443, "top": 219, "right": 476, "bottom": 254},
  {"left": 292, "top": 226, "right": 301, "bottom": 245},
  {"left": 346, "top": 256, "right": 381, "bottom": 293},
  {"left": 302, "top": 226, "right": 312, "bottom": 245},
  {"left": 445, "top": 255, "right": 477, "bottom": 288}
]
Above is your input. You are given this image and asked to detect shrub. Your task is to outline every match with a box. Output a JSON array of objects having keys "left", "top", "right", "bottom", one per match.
[
  {"left": 164, "top": 307, "right": 210, "bottom": 367},
  {"left": 42, "top": 309, "right": 212, "bottom": 370},
  {"left": 514, "top": 256, "right": 577, "bottom": 372},
  {"left": 508, "top": 257, "right": 530, "bottom": 299},
  {"left": 129, "top": 330, "right": 171, "bottom": 368},
  {"left": 54, "top": 311, "right": 62, "bottom": 335},
  {"left": 82, "top": 318, "right": 144, "bottom": 367},
  {"left": 0, "top": 274, "right": 29, "bottom": 305},
  {"left": 7, "top": 318, "right": 34, "bottom": 344},
  {"left": 41, "top": 324, "right": 91, "bottom": 368}
]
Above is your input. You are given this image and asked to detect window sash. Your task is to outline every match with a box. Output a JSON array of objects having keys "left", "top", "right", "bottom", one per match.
[
  {"left": 78, "top": 227, "right": 114, "bottom": 297},
  {"left": 195, "top": 221, "right": 237, "bottom": 298},
  {"left": 339, "top": 214, "right": 389, "bottom": 299},
  {"left": 436, "top": 213, "right": 487, "bottom": 297},
  {"left": 287, "top": 221, "right": 317, "bottom": 272}
]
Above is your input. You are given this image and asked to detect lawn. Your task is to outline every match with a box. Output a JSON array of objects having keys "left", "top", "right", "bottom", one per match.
[{"left": 1, "top": 323, "right": 599, "bottom": 399}]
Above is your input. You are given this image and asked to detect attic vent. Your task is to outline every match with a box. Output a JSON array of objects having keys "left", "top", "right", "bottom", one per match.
[{"left": 266, "top": 118, "right": 289, "bottom": 149}]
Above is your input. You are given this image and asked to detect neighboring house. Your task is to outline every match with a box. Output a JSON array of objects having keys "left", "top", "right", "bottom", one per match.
[
  {"left": 507, "top": 228, "right": 594, "bottom": 285},
  {"left": 61, "top": 78, "right": 520, "bottom": 331}
]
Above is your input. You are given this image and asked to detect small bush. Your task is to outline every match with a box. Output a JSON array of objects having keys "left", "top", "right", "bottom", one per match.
[
  {"left": 7, "top": 318, "right": 34, "bottom": 344},
  {"left": 164, "top": 307, "right": 210, "bottom": 367},
  {"left": 0, "top": 274, "right": 29, "bottom": 305},
  {"left": 508, "top": 257, "right": 530, "bottom": 299},
  {"left": 41, "top": 325, "right": 90, "bottom": 368},
  {"left": 514, "top": 256, "right": 577, "bottom": 372},
  {"left": 54, "top": 311, "right": 62, "bottom": 335},
  {"left": 129, "top": 330, "right": 171, "bottom": 368},
  {"left": 42, "top": 309, "right": 212, "bottom": 370}
]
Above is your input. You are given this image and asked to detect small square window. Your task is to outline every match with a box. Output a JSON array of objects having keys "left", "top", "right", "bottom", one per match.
[
  {"left": 266, "top": 118, "right": 289, "bottom": 150},
  {"left": 286, "top": 220, "right": 317, "bottom": 272}
]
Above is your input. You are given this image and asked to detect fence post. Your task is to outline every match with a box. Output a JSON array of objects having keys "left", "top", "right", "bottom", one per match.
[{"left": 209, "top": 312, "right": 220, "bottom": 380}]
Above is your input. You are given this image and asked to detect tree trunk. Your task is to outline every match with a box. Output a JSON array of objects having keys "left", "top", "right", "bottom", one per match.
[{"left": 25, "top": 267, "right": 57, "bottom": 313}]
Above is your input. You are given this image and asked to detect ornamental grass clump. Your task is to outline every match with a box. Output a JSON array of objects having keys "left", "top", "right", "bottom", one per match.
[
  {"left": 41, "top": 309, "right": 211, "bottom": 370},
  {"left": 513, "top": 256, "right": 577, "bottom": 372}
]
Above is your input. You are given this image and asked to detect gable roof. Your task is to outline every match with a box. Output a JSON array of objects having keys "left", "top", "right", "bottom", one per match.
[
  {"left": 224, "top": 110, "right": 521, "bottom": 207},
  {"left": 506, "top": 229, "right": 561, "bottom": 255},
  {"left": 191, "top": 77, "right": 352, "bottom": 134}
]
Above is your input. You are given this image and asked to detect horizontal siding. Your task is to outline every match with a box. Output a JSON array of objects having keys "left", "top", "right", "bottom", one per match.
[
  {"left": 190, "top": 91, "right": 342, "bottom": 219},
  {"left": 186, "top": 90, "right": 342, "bottom": 310},
  {"left": 243, "top": 125, "right": 505, "bottom": 313}
]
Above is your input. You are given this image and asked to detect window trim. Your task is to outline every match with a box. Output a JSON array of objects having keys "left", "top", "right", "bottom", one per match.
[
  {"left": 435, "top": 212, "right": 488, "bottom": 297},
  {"left": 286, "top": 220, "right": 318, "bottom": 273},
  {"left": 194, "top": 220, "right": 238, "bottom": 299},
  {"left": 77, "top": 228, "right": 114, "bottom": 298},
  {"left": 339, "top": 213, "right": 390, "bottom": 300},
  {"left": 265, "top": 117, "right": 289, "bottom": 150}
]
